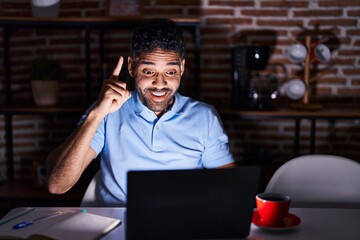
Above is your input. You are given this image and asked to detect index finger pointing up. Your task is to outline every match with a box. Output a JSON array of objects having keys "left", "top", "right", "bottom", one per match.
[{"left": 111, "top": 56, "right": 124, "bottom": 80}]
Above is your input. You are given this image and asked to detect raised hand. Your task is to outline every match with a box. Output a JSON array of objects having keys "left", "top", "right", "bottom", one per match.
[{"left": 94, "top": 56, "right": 131, "bottom": 117}]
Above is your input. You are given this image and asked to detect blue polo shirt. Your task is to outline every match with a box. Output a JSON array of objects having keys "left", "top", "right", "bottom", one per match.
[{"left": 84, "top": 91, "right": 234, "bottom": 206}]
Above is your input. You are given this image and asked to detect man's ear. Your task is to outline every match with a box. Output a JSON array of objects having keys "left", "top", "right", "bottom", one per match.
[
  {"left": 180, "top": 58, "right": 185, "bottom": 76},
  {"left": 128, "top": 57, "right": 134, "bottom": 78}
]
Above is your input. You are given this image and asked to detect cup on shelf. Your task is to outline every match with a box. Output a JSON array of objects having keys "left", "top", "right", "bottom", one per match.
[
  {"left": 282, "top": 79, "right": 306, "bottom": 100},
  {"left": 256, "top": 193, "right": 291, "bottom": 227},
  {"left": 287, "top": 43, "right": 307, "bottom": 63},
  {"left": 310, "top": 43, "right": 331, "bottom": 64}
]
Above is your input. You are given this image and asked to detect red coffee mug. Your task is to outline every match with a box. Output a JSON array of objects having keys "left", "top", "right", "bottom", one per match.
[
  {"left": 256, "top": 193, "right": 291, "bottom": 227},
  {"left": 310, "top": 43, "right": 331, "bottom": 64}
]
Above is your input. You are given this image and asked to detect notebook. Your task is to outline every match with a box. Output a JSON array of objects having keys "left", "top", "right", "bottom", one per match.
[
  {"left": 126, "top": 167, "right": 260, "bottom": 239},
  {"left": 0, "top": 208, "right": 121, "bottom": 240}
]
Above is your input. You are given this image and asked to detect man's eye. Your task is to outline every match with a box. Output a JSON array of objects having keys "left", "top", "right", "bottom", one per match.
[
  {"left": 143, "top": 69, "right": 154, "bottom": 75},
  {"left": 166, "top": 70, "right": 177, "bottom": 76}
]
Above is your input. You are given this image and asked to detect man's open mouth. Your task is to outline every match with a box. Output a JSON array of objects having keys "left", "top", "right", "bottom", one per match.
[{"left": 151, "top": 91, "right": 167, "bottom": 97}]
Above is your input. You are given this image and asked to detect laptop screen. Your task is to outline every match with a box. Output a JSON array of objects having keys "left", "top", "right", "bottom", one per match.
[{"left": 126, "top": 167, "right": 260, "bottom": 239}]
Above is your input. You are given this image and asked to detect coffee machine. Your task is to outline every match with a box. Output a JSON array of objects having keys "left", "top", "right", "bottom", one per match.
[{"left": 231, "top": 46, "right": 276, "bottom": 109}]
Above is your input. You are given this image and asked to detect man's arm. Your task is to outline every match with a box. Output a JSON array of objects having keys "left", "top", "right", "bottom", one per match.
[
  {"left": 217, "top": 162, "right": 236, "bottom": 168},
  {"left": 46, "top": 110, "right": 103, "bottom": 194},
  {"left": 46, "top": 56, "right": 131, "bottom": 194}
]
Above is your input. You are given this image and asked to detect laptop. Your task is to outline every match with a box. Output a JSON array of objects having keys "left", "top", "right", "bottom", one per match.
[{"left": 126, "top": 167, "right": 260, "bottom": 239}]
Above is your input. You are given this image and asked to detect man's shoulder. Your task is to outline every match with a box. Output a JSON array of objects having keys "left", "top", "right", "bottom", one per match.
[{"left": 176, "top": 93, "right": 217, "bottom": 114}]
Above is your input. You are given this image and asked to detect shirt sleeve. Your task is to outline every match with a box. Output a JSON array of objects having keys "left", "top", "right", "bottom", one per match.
[
  {"left": 201, "top": 107, "right": 235, "bottom": 168},
  {"left": 90, "top": 118, "right": 105, "bottom": 156}
]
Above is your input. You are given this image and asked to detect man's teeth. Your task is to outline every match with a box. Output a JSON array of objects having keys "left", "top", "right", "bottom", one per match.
[{"left": 152, "top": 92, "right": 166, "bottom": 96}]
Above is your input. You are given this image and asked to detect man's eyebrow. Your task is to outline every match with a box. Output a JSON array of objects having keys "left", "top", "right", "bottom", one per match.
[
  {"left": 138, "top": 60, "right": 180, "bottom": 66},
  {"left": 167, "top": 61, "right": 180, "bottom": 66},
  {"left": 139, "top": 60, "right": 155, "bottom": 65}
]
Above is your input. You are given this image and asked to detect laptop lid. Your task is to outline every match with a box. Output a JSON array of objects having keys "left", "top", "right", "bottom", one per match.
[{"left": 126, "top": 167, "right": 260, "bottom": 239}]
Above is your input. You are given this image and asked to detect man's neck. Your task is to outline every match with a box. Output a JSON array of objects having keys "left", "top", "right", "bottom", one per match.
[{"left": 154, "top": 96, "right": 175, "bottom": 117}]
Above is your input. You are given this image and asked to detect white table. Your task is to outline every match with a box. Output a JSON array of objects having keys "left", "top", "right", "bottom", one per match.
[{"left": 3, "top": 207, "right": 360, "bottom": 240}]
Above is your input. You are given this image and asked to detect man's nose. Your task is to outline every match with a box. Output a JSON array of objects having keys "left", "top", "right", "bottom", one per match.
[{"left": 153, "top": 74, "right": 167, "bottom": 86}]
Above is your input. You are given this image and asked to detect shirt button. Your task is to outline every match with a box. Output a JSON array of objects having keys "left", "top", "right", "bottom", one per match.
[{"left": 156, "top": 125, "right": 160, "bottom": 130}]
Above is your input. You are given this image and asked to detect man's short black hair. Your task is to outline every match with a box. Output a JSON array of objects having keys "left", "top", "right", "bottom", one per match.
[{"left": 131, "top": 18, "right": 185, "bottom": 59}]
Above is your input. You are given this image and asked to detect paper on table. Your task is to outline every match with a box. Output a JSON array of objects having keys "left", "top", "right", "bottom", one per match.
[
  {"left": 0, "top": 209, "right": 121, "bottom": 240},
  {"left": 0, "top": 208, "right": 35, "bottom": 227}
]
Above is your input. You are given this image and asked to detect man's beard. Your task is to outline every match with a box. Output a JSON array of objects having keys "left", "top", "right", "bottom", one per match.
[{"left": 136, "top": 86, "right": 176, "bottom": 113}]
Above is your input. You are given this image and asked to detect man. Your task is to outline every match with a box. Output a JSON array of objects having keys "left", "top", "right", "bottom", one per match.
[{"left": 46, "top": 19, "right": 235, "bottom": 206}]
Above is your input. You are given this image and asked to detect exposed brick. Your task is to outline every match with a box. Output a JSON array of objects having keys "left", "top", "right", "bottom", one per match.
[
  {"left": 201, "top": 46, "right": 231, "bottom": 54},
  {"left": 189, "top": 8, "right": 234, "bottom": 16},
  {"left": 343, "top": 69, "right": 360, "bottom": 75},
  {"left": 155, "top": 0, "right": 201, "bottom": 6},
  {"left": 338, "top": 49, "right": 360, "bottom": 56},
  {"left": 318, "top": 0, "right": 360, "bottom": 7},
  {"left": 0, "top": 2, "right": 30, "bottom": 9},
  {"left": 201, "top": 26, "right": 235, "bottom": 34},
  {"left": 256, "top": 19, "right": 304, "bottom": 27},
  {"left": 260, "top": 1, "right": 308, "bottom": 8},
  {"left": 208, "top": 0, "right": 253, "bottom": 7},
  {"left": 241, "top": 9, "right": 288, "bottom": 17},
  {"left": 352, "top": 79, "right": 360, "bottom": 86},
  {"left": 348, "top": 10, "right": 360, "bottom": 17},
  {"left": 314, "top": 87, "right": 332, "bottom": 95},
  {"left": 60, "top": 2, "right": 99, "bottom": 9},
  {"left": 202, "top": 36, "right": 233, "bottom": 45},
  {"left": 203, "top": 54, "right": 231, "bottom": 64},
  {"left": 206, "top": 17, "right": 253, "bottom": 25},
  {"left": 309, "top": 19, "right": 358, "bottom": 27},
  {"left": 144, "top": 8, "right": 183, "bottom": 16},
  {"left": 290, "top": 28, "right": 341, "bottom": 38},
  {"left": 293, "top": 9, "right": 343, "bottom": 17},
  {"left": 337, "top": 88, "right": 360, "bottom": 95},
  {"left": 354, "top": 39, "right": 360, "bottom": 46},
  {"left": 35, "top": 29, "right": 83, "bottom": 37},
  {"left": 59, "top": 11, "right": 82, "bottom": 17},
  {"left": 317, "top": 77, "right": 347, "bottom": 85},
  {"left": 85, "top": 10, "right": 106, "bottom": 17},
  {"left": 330, "top": 58, "right": 356, "bottom": 65}
]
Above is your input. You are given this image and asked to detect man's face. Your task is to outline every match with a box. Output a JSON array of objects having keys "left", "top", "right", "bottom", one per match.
[{"left": 128, "top": 49, "right": 185, "bottom": 116}]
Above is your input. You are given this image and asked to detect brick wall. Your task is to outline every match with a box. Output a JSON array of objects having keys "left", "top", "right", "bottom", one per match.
[{"left": 0, "top": 0, "right": 359, "bottom": 183}]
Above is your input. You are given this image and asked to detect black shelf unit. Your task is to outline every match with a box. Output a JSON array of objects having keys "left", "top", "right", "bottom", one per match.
[{"left": 0, "top": 17, "right": 201, "bottom": 181}]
